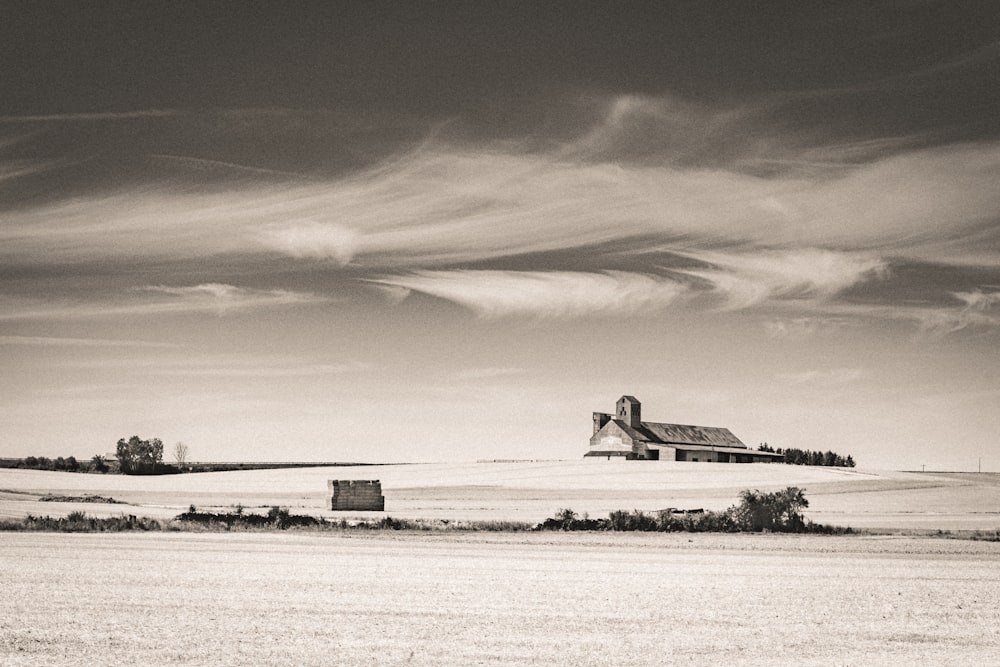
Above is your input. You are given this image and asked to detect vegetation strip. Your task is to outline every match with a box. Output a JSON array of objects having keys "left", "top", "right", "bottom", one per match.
[
  {"left": 4, "top": 487, "right": 998, "bottom": 540},
  {"left": 39, "top": 494, "right": 123, "bottom": 504}
]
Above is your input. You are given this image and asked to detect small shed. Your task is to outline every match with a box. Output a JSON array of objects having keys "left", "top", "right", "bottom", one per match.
[{"left": 328, "top": 479, "right": 385, "bottom": 511}]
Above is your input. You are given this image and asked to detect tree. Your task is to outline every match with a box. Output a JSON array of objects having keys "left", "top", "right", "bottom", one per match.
[
  {"left": 116, "top": 436, "right": 164, "bottom": 474},
  {"left": 173, "top": 441, "right": 189, "bottom": 468},
  {"left": 90, "top": 454, "right": 109, "bottom": 473},
  {"left": 731, "top": 487, "right": 809, "bottom": 532}
]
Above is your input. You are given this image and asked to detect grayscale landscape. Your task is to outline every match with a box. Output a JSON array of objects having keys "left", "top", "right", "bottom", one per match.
[{"left": 3, "top": 2, "right": 999, "bottom": 665}]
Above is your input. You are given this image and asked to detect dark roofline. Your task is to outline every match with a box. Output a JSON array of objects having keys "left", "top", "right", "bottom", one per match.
[
  {"left": 646, "top": 444, "right": 784, "bottom": 457},
  {"left": 643, "top": 420, "right": 733, "bottom": 434},
  {"left": 635, "top": 420, "right": 745, "bottom": 448}
]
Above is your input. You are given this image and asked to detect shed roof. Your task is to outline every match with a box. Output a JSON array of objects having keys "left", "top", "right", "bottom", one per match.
[{"left": 634, "top": 420, "right": 746, "bottom": 448}]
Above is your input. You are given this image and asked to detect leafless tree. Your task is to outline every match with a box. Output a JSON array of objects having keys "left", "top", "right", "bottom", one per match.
[{"left": 173, "top": 441, "right": 189, "bottom": 467}]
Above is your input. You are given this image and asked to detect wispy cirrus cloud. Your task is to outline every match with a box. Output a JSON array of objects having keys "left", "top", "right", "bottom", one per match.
[
  {"left": 0, "top": 284, "right": 326, "bottom": 321},
  {"left": 138, "top": 283, "right": 324, "bottom": 315},
  {"left": 371, "top": 270, "right": 687, "bottom": 319},
  {"left": 763, "top": 291, "right": 1000, "bottom": 339},
  {"left": 147, "top": 154, "right": 309, "bottom": 180},
  {"left": 775, "top": 368, "right": 868, "bottom": 386},
  {"left": 260, "top": 221, "right": 361, "bottom": 265},
  {"left": 4, "top": 99, "right": 999, "bottom": 272},
  {"left": 954, "top": 289, "right": 1000, "bottom": 312},
  {"left": 673, "top": 248, "right": 889, "bottom": 310},
  {"left": 0, "top": 109, "right": 181, "bottom": 122},
  {"left": 58, "top": 354, "right": 370, "bottom": 378},
  {"left": 762, "top": 317, "right": 856, "bottom": 339},
  {"left": 2, "top": 98, "right": 998, "bottom": 335},
  {"left": 150, "top": 360, "right": 370, "bottom": 378},
  {"left": 452, "top": 367, "right": 528, "bottom": 381},
  {"left": 907, "top": 289, "right": 1000, "bottom": 336},
  {"left": 0, "top": 335, "right": 176, "bottom": 348}
]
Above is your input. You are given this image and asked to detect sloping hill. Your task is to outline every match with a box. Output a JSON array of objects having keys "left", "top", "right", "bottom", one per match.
[{"left": 2, "top": 460, "right": 997, "bottom": 529}]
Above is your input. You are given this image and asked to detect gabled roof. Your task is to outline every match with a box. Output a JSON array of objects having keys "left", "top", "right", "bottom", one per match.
[
  {"left": 632, "top": 420, "right": 746, "bottom": 449},
  {"left": 610, "top": 419, "right": 647, "bottom": 442},
  {"left": 619, "top": 395, "right": 640, "bottom": 403}
]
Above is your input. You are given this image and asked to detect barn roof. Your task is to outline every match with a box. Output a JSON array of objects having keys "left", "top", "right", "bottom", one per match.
[
  {"left": 646, "top": 443, "right": 783, "bottom": 457},
  {"left": 631, "top": 420, "right": 747, "bottom": 449}
]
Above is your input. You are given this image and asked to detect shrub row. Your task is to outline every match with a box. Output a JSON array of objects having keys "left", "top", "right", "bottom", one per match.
[
  {"left": 173, "top": 507, "right": 534, "bottom": 532},
  {"left": 0, "top": 488, "right": 837, "bottom": 535},
  {"left": 535, "top": 488, "right": 850, "bottom": 534},
  {"left": 175, "top": 505, "right": 321, "bottom": 529},
  {"left": 0, "top": 512, "right": 162, "bottom": 532}
]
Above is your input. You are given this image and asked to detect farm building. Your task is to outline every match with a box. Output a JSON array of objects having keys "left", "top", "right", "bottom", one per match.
[
  {"left": 587, "top": 395, "right": 783, "bottom": 463},
  {"left": 329, "top": 479, "right": 385, "bottom": 511}
]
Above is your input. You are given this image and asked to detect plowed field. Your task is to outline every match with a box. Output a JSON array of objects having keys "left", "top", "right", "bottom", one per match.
[{"left": 2, "top": 532, "right": 998, "bottom": 666}]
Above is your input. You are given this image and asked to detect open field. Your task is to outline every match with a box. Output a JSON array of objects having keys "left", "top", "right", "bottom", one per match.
[
  {"left": 2, "top": 531, "right": 999, "bottom": 666},
  {"left": 3, "top": 461, "right": 1000, "bottom": 531},
  {"left": 4, "top": 464, "right": 1000, "bottom": 665}
]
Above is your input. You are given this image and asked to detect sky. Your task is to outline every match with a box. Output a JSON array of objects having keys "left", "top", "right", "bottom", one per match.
[{"left": 2, "top": 2, "right": 999, "bottom": 469}]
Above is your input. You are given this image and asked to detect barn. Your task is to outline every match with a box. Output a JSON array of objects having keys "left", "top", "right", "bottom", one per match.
[{"left": 586, "top": 395, "right": 783, "bottom": 463}]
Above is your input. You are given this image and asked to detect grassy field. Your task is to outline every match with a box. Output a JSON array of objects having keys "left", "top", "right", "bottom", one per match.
[
  {"left": 2, "top": 460, "right": 1000, "bottom": 531},
  {"left": 2, "top": 531, "right": 999, "bottom": 666}
]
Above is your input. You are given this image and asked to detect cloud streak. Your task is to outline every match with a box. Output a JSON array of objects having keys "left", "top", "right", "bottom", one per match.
[
  {"left": 150, "top": 361, "right": 371, "bottom": 378},
  {"left": 0, "top": 284, "right": 326, "bottom": 320},
  {"left": 909, "top": 289, "right": 1000, "bottom": 336},
  {"left": 452, "top": 367, "right": 528, "bottom": 381},
  {"left": 0, "top": 110, "right": 181, "bottom": 123},
  {"left": 674, "top": 248, "right": 889, "bottom": 310},
  {"left": 372, "top": 270, "right": 687, "bottom": 319},
  {"left": 775, "top": 368, "right": 867, "bottom": 386},
  {"left": 0, "top": 335, "right": 176, "bottom": 348}
]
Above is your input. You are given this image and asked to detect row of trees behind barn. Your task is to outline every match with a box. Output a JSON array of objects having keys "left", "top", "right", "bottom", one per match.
[{"left": 757, "top": 444, "right": 855, "bottom": 467}]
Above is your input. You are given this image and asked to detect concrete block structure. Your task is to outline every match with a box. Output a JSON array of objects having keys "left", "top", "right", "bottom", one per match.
[
  {"left": 587, "top": 395, "right": 784, "bottom": 463},
  {"left": 328, "top": 479, "right": 385, "bottom": 511}
]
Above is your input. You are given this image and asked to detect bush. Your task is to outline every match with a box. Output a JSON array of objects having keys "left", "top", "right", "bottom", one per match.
[
  {"left": 608, "top": 509, "right": 658, "bottom": 531},
  {"left": 535, "top": 487, "right": 825, "bottom": 534},
  {"left": 174, "top": 506, "right": 320, "bottom": 530},
  {"left": 730, "top": 487, "right": 808, "bottom": 532}
]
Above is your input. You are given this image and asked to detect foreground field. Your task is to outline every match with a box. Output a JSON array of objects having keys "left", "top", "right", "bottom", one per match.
[
  {"left": 2, "top": 460, "right": 1000, "bottom": 530},
  {"left": 2, "top": 532, "right": 998, "bottom": 666}
]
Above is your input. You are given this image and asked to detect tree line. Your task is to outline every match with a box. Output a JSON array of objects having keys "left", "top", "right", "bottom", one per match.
[
  {"left": 757, "top": 443, "right": 855, "bottom": 467},
  {"left": 7, "top": 436, "right": 190, "bottom": 475},
  {"left": 7, "top": 456, "right": 85, "bottom": 472}
]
